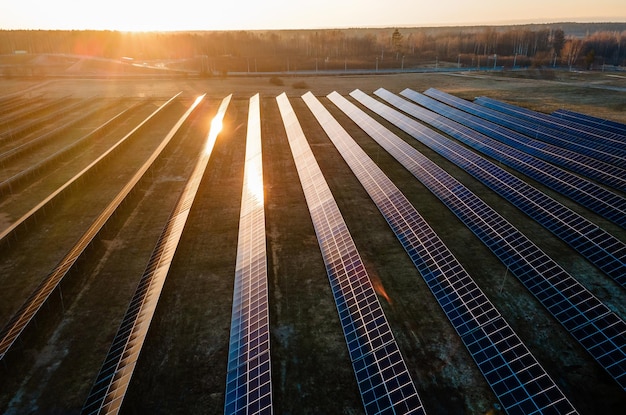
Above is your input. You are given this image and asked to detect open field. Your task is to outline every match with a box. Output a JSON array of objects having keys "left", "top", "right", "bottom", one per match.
[{"left": 0, "top": 70, "right": 625, "bottom": 414}]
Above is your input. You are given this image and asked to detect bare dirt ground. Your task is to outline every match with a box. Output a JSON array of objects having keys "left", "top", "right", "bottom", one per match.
[
  {"left": 3, "top": 69, "right": 626, "bottom": 118},
  {"left": 0, "top": 70, "right": 624, "bottom": 414}
]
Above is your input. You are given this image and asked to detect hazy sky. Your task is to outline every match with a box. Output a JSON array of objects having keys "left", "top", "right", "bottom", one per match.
[{"left": 2, "top": 0, "right": 625, "bottom": 31}]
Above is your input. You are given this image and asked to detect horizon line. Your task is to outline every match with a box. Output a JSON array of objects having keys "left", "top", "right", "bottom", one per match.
[{"left": 2, "top": 18, "right": 626, "bottom": 33}]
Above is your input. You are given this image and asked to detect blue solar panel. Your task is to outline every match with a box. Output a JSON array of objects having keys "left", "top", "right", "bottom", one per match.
[
  {"left": 571, "top": 313, "right": 626, "bottom": 389},
  {"left": 374, "top": 89, "right": 626, "bottom": 230},
  {"left": 422, "top": 88, "right": 626, "bottom": 193},
  {"left": 225, "top": 351, "right": 272, "bottom": 415},
  {"left": 307, "top": 91, "right": 579, "bottom": 414},
  {"left": 225, "top": 94, "right": 273, "bottom": 415},
  {"left": 276, "top": 92, "right": 425, "bottom": 415},
  {"left": 344, "top": 89, "right": 626, "bottom": 392},
  {"left": 552, "top": 109, "right": 626, "bottom": 137},
  {"left": 424, "top": 89, "right": 624, "bottom": 167},
  {"left": 409, "top": 89, "right": 626, "bottom": 194},
  {"left": 474, "top": 96, "right": 626, "bottom": 153},
  {"left": 374, "top": 88, "right": 626, "bottom": 289}
]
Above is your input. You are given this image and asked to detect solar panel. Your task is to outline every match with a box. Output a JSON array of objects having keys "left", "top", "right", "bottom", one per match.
[
  {"left": 400, "top": 90, "right": 626, "bottom": 229},
  {"left": 571, "top": 313, "right": 626, "bottom": 389},
  {"left": 474, "top": 96, "right": 626, "bottom": 153},
  {"left": 276, "top": 92, "right": 425, "bottom": 415},
  {"left": 409, "top": 90, "right": 626, "bottom": 194},
  {"left": 306, "top": 91, "right": 579, "bottom": 414},
  {"left": 374, "top": 88, "right": 626, "bottom": 289},
  {"left": 0, "top": 98, "right": 89, "bottom": 151},
  {"left": 1, "top": 93, "right": 182, "bottom": 244},
  {"left": 423, "top": 88, "right": 624, "bottom": 167},
  {"left": 81, "top": 94, "right": 229, "bottom": 415},
  {"left": 552, "top": 109, "right": 626, "bottom": 137},
  {"left": 420, "top": 88, "right": 626, "bottom": 191},
  {"left": 224, "top": 94, "right": 273, "bottom": 415},
  {"left": 343, "top": 89, "right": 626, "bottom": 392},
  {"left": 0, "top": 102, "right": 140, "bottom": 198},
  {"left": 0, "top": 92, "right": 186, "bottom": 366}
]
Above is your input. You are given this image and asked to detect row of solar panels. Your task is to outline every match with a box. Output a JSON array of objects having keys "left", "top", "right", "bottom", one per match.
[
  {"left": 5, "top": 88, "right": 623, "bottom": 414},
  {"left": 218, "top": 89, "right": 623, "bottom": 414},
  {"left": 86, "top": 89, "right": 623, "bottom": 414},
  {"left": 0, "top": 93, "right": 186, "bottom": 362},
  {"left": 224, "top": 94, "right": 273, "bottom": 415},
  {"left": 375, "top": 89, "right": 626, "bottom": 288},
  {"left": 305, "top": 91, "right": 577, "bottom": 415},
  {"left": 345, "top": 90, "right": 625, "bottom": 392},
  {"left": 422, "top": 88, "right": 626, "bottom": 193},
  {"left": 81, "top": 94, "right": 224, "bottom": 414},
  {"left": 473, "top": 96, "right": 626, "bottom": 151},
  {"left": 277, "top": 93, "right": 426, "bottom": 415},
  {"left": 552, "top": 109, "right": 626, "bottom": 137}
]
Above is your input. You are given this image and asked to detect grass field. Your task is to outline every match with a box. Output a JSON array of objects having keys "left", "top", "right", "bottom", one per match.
[{"left": 0, "top": 70, "right": 624, "bottom": 414}]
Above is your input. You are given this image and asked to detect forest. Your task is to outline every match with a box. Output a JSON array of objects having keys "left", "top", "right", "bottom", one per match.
[{"left": 1, "top": 23, "right": 625, "bottom": 74}]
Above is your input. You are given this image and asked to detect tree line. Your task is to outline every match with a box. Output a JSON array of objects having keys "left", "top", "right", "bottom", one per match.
[{"left": 1, "top": 23, "right": 624, "bottom": 73}]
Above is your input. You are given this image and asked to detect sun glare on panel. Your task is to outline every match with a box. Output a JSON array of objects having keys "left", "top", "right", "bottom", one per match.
[
  {"left": 211, "top": 117, "right": 223, "bottom": 136},
  {"left": 204, "top": 94, "right": 232, "bottom": 156},
  {"left": 246, "top": 158, "right": 264, "bottom": 205},
  {"left": 205, "top": 116, "right": 224, "bottom": 155}
]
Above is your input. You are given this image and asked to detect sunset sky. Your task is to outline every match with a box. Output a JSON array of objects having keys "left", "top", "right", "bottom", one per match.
[{"left": 2, "top": 0, "right": 625, "bottom": 31}]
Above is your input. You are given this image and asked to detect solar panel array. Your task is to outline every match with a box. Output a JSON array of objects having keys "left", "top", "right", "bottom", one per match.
[
  {"left": 474, "top": 96, "right": 626, "bottom": 152},
  {"left": 413, "top": 89, "right": 626, "bottom": 194},
  {"left": 1, "top": 92, "right": 182, "bottom": 243},
  {"left": 3, "top": 87, "right": 624, "bottom": 414},
  {"left": 276, "top": 92, "right": 426, "bottom": 415},
  {"left": 422, "top": 88, "right": 626, "bottom": 193},
  {"left": 425, "top": 89, "right": 624, "bottom": 167},
  {"left": 0, "top": 93, "right": 186, "bottom": 365},
  {"left": 310, "top": 91, "right": 579, "bottom": 414},
  {"left": 347, "top": 89, "right": 626, "bottom": 392},
  {"left": 393, "top": 89, "right": 626, "bottom": 229},
  {"left": 552, "top": 108, "right": 626, "bottom": 137},
  {"left": 373, "top": 88, "right": 626, "bottom": 289},
  {"left": 224, "top": 94, "right": 273, "bottom": 415},
  {"left": 0, "top": 102, "right": 139, "bottom": 198},
  {"left": 81, "top": 94, "right": 228, "bottom": 415}
]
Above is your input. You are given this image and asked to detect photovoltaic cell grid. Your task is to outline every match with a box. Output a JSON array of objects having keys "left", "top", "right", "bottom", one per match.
[
  {"left": 422, "top": 88, "right": 626, "bottom": 193},
  {"left": 552, "top": 109, "right": 626, "bottom": 137},
  {"left": 0, "top": 98, "right": 92, "bottom": 161},
  {"left": 426, "top": 88, "right": 625, "bottom": 167},
  {"left": 0, "top": 102, "right": 138, "bottom": 198},
  {"left": 225, "top": 94, "right": 273, "bottom": 415},
  {"left": 474, "top": 96, "right": 626, "bottom": 152},
  {"left": 374, "top": 88, "right": 626, "bottom": 289},
  {"left": 0, "top": 92, "right": 182, "bottom": 364},
  {"left": 312, "top": 91, "right": 578, "bottom": 415},
  {"left": 396, "top": 89, "right": 626, "bottom": 230},
  {"left": 276, "top": 92, "right": 425, "bottom": 415},
  {"left": 1, "top": 92, "right": 181, "bottom": 243},
  {"left": 346, "top": 89, "right": 626, "bottom": 392},
  {"left": 81, "top": 94, "right": 224, "bottom": 415}
]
